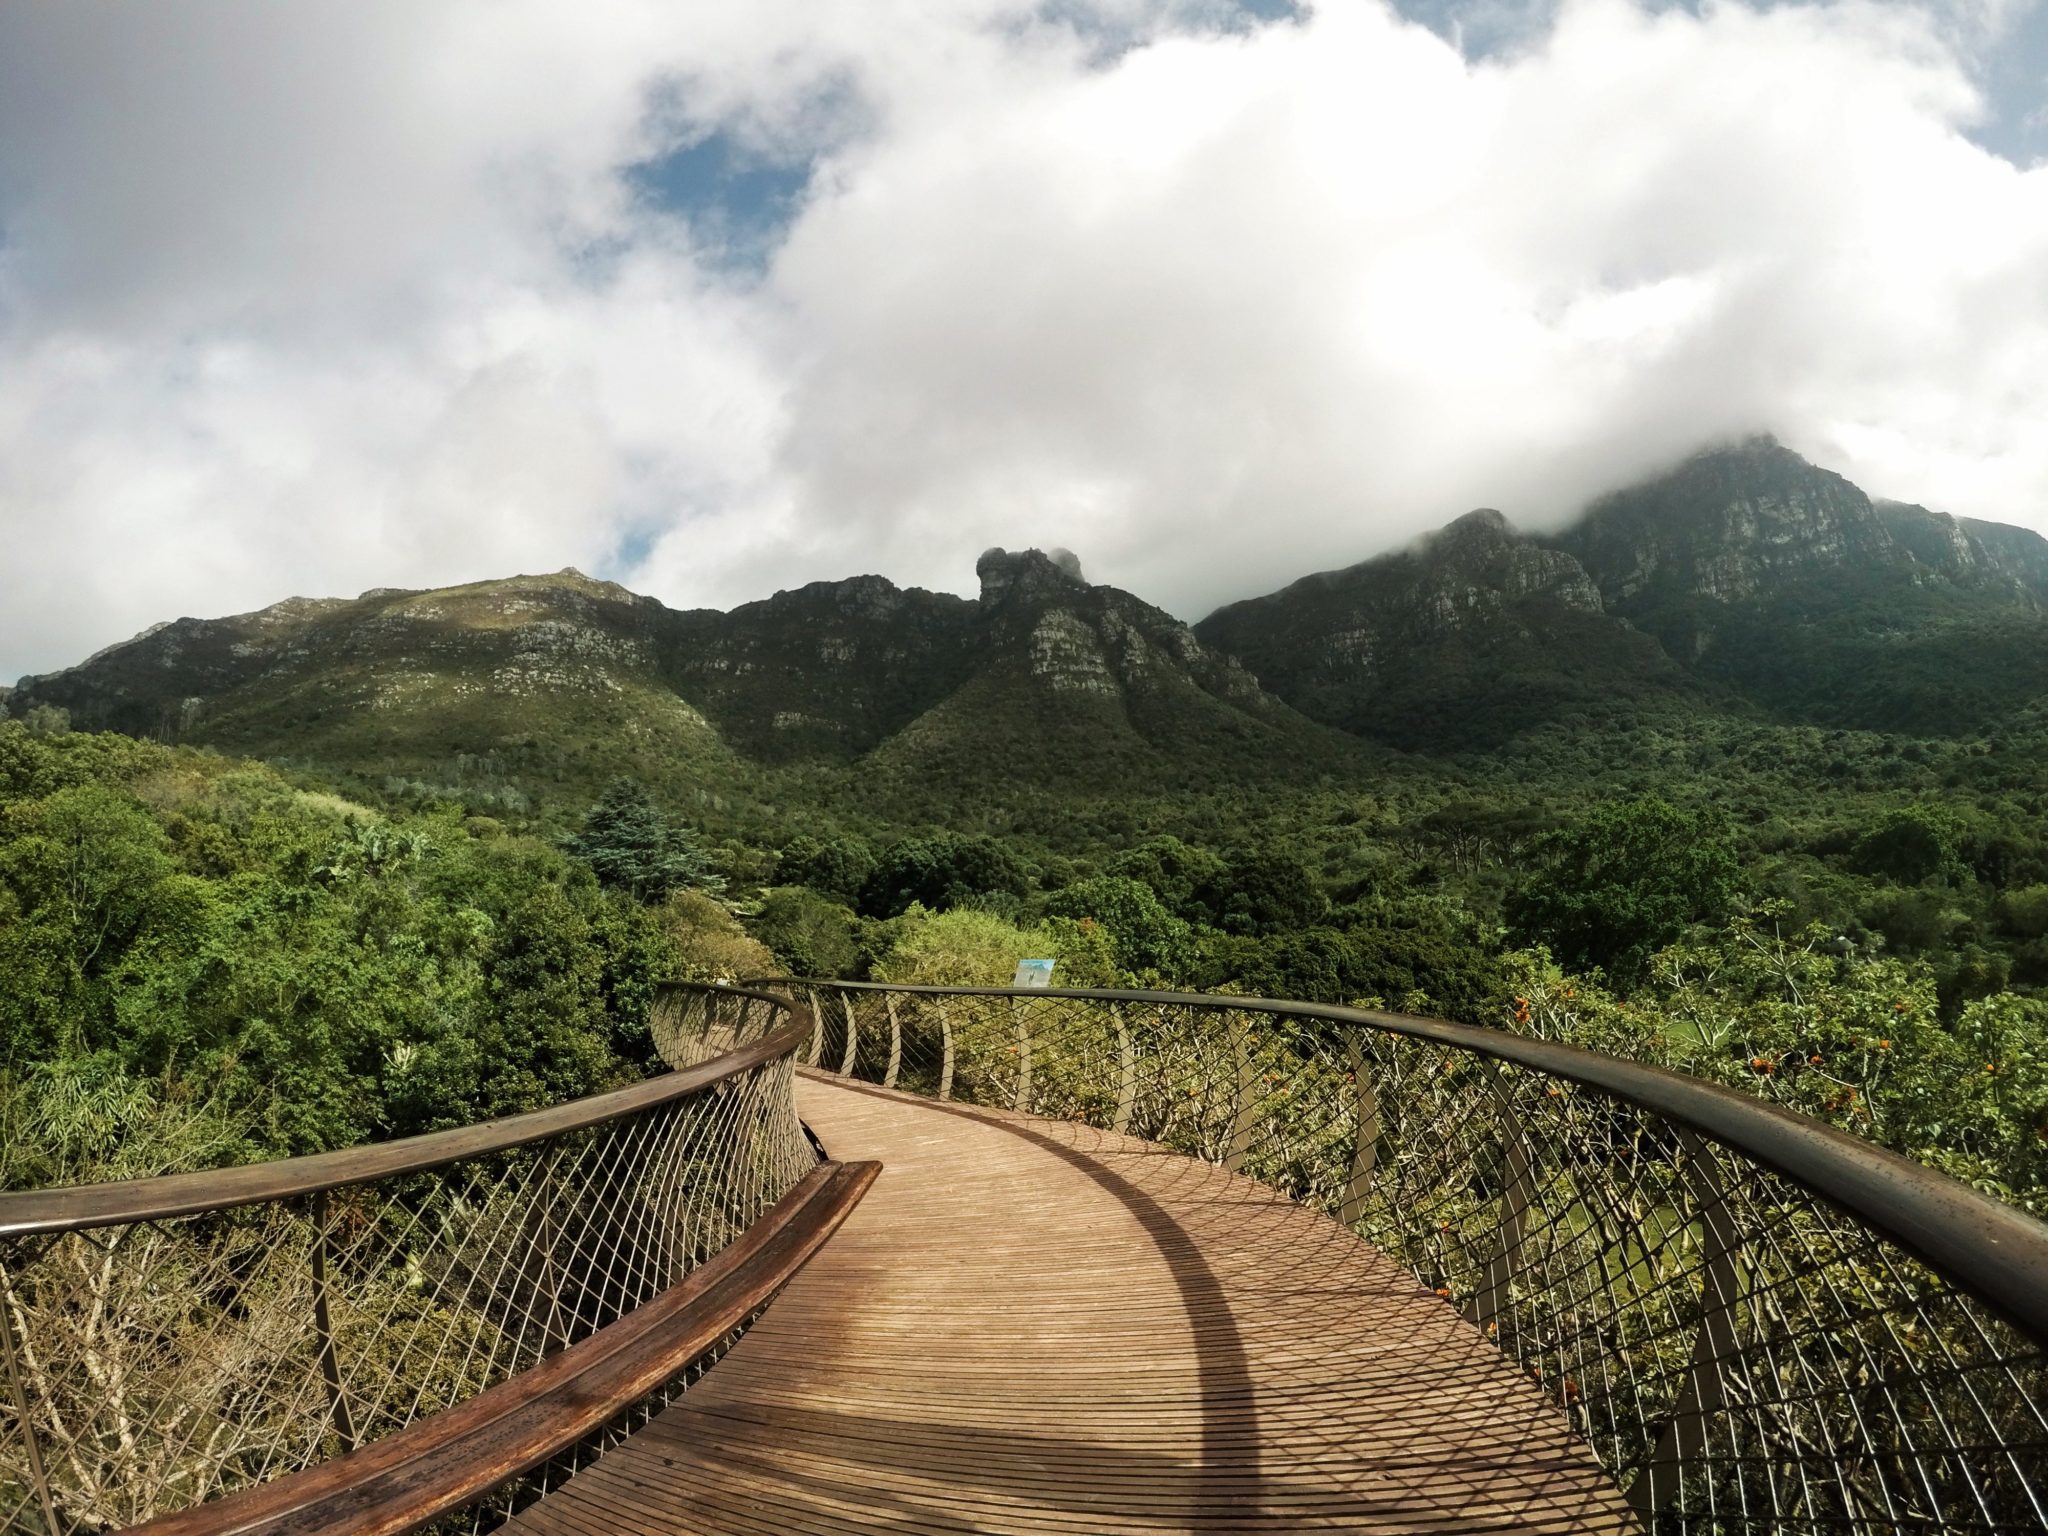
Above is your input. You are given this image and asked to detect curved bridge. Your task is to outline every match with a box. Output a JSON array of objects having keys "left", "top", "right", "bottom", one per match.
[{"left": 3, "top": 983, "right": 2046, "bottom": 1534}]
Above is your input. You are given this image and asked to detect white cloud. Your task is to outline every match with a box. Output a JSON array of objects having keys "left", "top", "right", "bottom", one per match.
[{"left": 2, "top": 0, "right": 2046, "bottom": 676}]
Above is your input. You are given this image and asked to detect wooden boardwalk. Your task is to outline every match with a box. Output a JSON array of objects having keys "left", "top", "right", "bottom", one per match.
[{"left": 503, "top": 1073, "right": 1635, "bottom": 1534}]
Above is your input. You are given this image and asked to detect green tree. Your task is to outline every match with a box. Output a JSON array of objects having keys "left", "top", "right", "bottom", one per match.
[
  {"left": 655, "top": 889, "right": 779, "bottom": 982},
  {"left": 871, "top": 906, "right": 1109, "bottom": 987},
  {"left": 1041, "top": 875, "right": 1193, "bottom": 980},
  {"left": 0, "top": 783, "right": 189, "bottom": 1058},
  {"left": 752, "top": 888, "right": 861, "bottom": 978},
  {"left": 565, "top": 779, "right": 721, "bottom": 901},
  {"left": 1506, "top": 797, "right": 1742, "bottom": 986},
  {"left": 1107, "top": 837, "right": 1225, "bottom": 917},
  {"left": 776, "top": 834, "right": 876, "bottom": 904},
  {"left": 1853, "top": 804, "right": 1967, "bottom": 885},
  {"left": 1194, "top": 848, "right": 1326, "bottom": 935},
  {"left": 859, "top": 834, "right": 1031, "bottom": 918}
]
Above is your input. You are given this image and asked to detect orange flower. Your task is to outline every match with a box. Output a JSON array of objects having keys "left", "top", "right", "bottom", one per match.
[
  {"left": 1877, "top": 1039, "right": 1892, "bottom": 1051},
  {"left": 1808, "top": 1054, "right": 1823, "bottom": 1065},
  {"left": 1435, "top": 1286, "right": 1452, "bottom": 1298}
]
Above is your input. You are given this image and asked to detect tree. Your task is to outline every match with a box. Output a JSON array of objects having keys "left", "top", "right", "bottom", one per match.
[
  {"left": 1107, "top": 837, "right": 1225, "bottom": 918},
  {"left": 1853, "top": 805, "right": 1967, "bottom": 885},
  {"left": 1194, "top": 848, "right": 1327, "bottom": 935},
  {"left": 564, "top": 780, "right": 721, "bottom": 901},
  {"left": 871, "top": 905, "right": 1108, "bottom": 987},
  {"left": 776, "top": 834, "right": 876, "bottom": 904},
  {"left": 1506, "top": 797, "right": 1742, "bottom": 986},
  {"left": 858, "top": 834, "right": 1030, "bottom": 918},
  {"left": 1041, "top": 875, "right": 1193, "bottom": 980},
  {"left": 752, "top": 888, "right": 860, "bottom": 978}
]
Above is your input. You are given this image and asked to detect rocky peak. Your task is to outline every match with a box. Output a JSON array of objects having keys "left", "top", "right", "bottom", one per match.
[
  {"left": 975, "top": 547, "right": 1087, "bottom": 608},
  {"left": 1433, "top": 507, "right": 1516, "bottom": 551},
  {"left": 1556, "top": 437, "right": 1898, "bottom": 607},
  {"left": 1876, "top": 501, "right": 2048, "bottom": 604}
]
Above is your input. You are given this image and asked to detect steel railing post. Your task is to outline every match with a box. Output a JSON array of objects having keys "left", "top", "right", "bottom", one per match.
[
  {"left": 0, "top": 1272, "right": 60, "bottom": 1536},
  {"left": 1471, "top": 1060, "right": 1536, "bottom": 1337},
  {"left": 1225, "top": 1021, "right": 1258, "bottom": 1175},
  {"left": 837, "top": 995, "right": 859, "bottom": 1079},
  {"left": 1012, "top": 999, "right": 1033, "bottom": 1111},
  {"left": 1340, "top": 1038, "right": 1380, "bottom": 1230},
  {"left": 883, "top": 997, "right": 902, "bottom": 1090},
  {"left": 1627, "top": 1129, "right": 1745, "bottom": 1519},
  {"left": 309, "top": 1190, "right": 359, "bottom": 1451},
  {"left": 938, "top": 1000, "right": 956, "bottom": 1101},
  {"left": 1112, "top": 1005, "right": 1137, "bottom": 1136}
]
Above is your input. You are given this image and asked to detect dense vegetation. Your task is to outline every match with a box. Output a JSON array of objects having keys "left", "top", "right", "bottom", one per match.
[
  {"left": 7, "top": 684, "right": 2046, "bottom": 1209},
  {"left": 0, "top": 722, "right": 781, "bottom": 1183}
]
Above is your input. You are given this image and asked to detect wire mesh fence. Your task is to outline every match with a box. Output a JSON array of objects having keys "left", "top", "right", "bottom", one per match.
[
  {"left": 763, "top": 980, "right": 2048, "bottom": 1535},
  {"left": 0, "top": 985, "right": 812, "bottom": 1536}
]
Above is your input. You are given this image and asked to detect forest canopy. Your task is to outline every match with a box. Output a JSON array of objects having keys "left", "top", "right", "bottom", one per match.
[{"left": 4, "top": 710, "right": 2046, "bottom": 1212}]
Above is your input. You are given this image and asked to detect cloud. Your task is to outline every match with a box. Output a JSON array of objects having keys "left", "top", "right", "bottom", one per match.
[{"left": 2, "top": 0, "right": 2046, "bottom": 676}]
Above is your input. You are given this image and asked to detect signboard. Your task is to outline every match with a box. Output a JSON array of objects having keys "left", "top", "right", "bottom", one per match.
[{"left": 1012, "top": 958, "right": 1056, "bottom": 989}]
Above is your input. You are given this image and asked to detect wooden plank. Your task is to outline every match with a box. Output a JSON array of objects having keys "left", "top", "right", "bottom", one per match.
[
  {"left": 129, "top": 1161, "right": 878, "bottom": 1536},
  {"left": 503, "top": 1077, "right": 1636, "bottom": 1534}
]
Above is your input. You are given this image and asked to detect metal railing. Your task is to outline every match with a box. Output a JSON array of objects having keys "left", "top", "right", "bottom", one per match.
[
  {"left": 0, "top": 985, "right": 812, "bottom": 1536},
  {"left": 759, "top": 979, "right": 2048, "bottom": 1534}
]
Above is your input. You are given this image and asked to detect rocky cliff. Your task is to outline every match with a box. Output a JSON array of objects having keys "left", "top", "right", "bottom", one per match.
[
  {"left": 1200, "top": 437, "right": 2048, "bottom": 742},
  {"left": 8, "top": 548, "right": 1349, "bottom": 797},
  {"left": 14, "top": 438, "right": 2048, "bottom": 776},
  {"left": 1195, "top": 506, "right": 1695, "bottom": 749}
]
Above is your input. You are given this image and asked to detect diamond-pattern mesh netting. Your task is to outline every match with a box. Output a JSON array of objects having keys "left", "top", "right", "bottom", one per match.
[
  {"left": 0, "top": 987, "right": 812, "bottom": 1536},
  {"left": 775, "top": 981, "right": 2048, "bottom": 1535}
]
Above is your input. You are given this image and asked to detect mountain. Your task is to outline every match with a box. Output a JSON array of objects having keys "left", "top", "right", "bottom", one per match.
[
  {"left": 1202, "top": 437, "right": 2048, "bottom": 744},
  {"left": 1195, "top": 507, "right": 1700, "bottom": 751},
  {"left": 660, "top": 575, "right": 978, "bottom": 763},
  {"left": 6, "top": 548, "right": 1352, "bottom": 810},
  {"left": 6, "top": 570, "right": 754, "bottom": 813},
  {"left": 1873, "top": 500, "right": 2048, "bottom": 599},
  {"left": 865, "top": 547, "right": 1350, "bottom": 797},
  {"left": 1548, "top": 438, "right": 2048, "bottom": 733},
  {"left": 12, "top": 437, "right": 2048, "bottom": 800}
]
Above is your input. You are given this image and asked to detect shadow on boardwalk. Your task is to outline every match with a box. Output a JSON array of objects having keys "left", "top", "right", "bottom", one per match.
[{"left": 501, "top": 1074, "right": 1634, "bottom": 1534}]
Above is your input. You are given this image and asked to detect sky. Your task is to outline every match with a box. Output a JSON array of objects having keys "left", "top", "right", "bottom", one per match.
[{"left": 1, "top": 0, "right": 2045, "bottom": 679}]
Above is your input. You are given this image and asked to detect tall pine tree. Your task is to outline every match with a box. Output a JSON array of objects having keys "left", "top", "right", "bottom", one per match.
[{"left": 565, "top": 779, "right": 722, "bottom": 901}]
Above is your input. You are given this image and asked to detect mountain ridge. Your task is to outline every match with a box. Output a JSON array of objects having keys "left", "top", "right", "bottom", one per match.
[{"left": 12, "top": 437, "right": 2048, "bottom": 784}]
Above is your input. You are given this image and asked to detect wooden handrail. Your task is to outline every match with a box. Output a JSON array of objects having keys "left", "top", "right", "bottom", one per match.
[
  {"left": 128, "top": 1158, "right": 880, "bottom": 1536},
  {"left": 0, "top": 989, "right": 811, "bottom": 1238}
]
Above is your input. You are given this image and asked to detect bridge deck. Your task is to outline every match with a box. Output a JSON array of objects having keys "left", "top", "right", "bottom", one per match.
[{"left": 502, "top": 1073, "right": 1635, "bottom": 1534}]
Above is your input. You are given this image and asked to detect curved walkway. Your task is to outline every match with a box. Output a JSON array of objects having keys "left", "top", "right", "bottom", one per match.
[{"left": 502, "top": 1073, "right": 1634, "bottom": 1534}]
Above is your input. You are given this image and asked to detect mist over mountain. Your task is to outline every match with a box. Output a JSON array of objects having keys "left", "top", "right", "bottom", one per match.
[{"left": 12, "top": 439, "right": 2048, "bottom": 786}]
